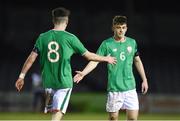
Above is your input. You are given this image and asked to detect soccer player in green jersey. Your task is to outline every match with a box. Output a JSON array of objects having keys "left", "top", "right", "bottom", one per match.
[
  {"left": 15, "top": 7, "right": 116, "bottom": 121},
  {"left": 74, "top": 16, "right": 148, "bottom": 121}
]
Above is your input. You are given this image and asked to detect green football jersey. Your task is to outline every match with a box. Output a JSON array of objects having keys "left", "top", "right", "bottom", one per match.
[
  {"left": 34, "top": 30, "right": 87, "bottom": 89},
  {"left": 97, "top": 36, "right": 138, "bottom": 92}
]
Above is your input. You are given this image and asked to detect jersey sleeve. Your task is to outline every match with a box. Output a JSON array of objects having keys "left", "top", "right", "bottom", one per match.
[
  {"left": 96, "top": 41, "right": 107, "bottom": 56},
  {"left": 33, "top": 35, "right": 42, "bottom": 54},
  {"left": 70, "top": 35, "right": 87, "bottom": 55},
  {"left": 32, "top": 46, "right": 39, "bottom": 54},
  {"left": 134, "top": 40, "right": 139, "bottom": 57}
]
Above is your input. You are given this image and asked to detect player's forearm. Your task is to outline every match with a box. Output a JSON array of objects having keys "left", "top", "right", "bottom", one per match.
[
  {"left": 19, "top": 51, "right": 38, "bottom": 78},
  {"left": 84, "top": 51, "right": 108, "bottom": 62},
  {"left": 135, "top": 60, "right": 147, "bottom": 82},
  {"left": 82, "top": 61, "right": 99, "bottom": 76}
]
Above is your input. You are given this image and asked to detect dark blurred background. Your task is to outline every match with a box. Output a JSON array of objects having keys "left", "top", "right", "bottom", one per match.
[{"left": 0, "top": 0, "right": 180, "bottom": 113}]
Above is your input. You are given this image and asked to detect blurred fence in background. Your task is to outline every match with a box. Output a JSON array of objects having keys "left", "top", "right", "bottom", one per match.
[{"left": 0, "top": 92, "right": 180, "bottom": 113}]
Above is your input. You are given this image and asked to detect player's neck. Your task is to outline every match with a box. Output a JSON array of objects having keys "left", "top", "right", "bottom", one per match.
[
  {"left": 114, "top": 36, "right": 126, "bottom": 42},
  {"left": 53, "top": 24, "right": 66, "bottom": 31}
]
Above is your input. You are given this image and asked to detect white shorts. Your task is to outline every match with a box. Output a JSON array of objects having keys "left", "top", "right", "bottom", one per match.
[
  {"left": 106, "top": 89, "right": 139, "bottom": 112},
  {"left": 51, "top": 88, "right": 72, "bottom": 114}
]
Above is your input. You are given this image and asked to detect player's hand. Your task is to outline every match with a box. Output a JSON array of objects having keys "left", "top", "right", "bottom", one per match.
[
  {"left": 73, "top": 71, "right": 85, "bottom": 83},
  {"left": 15, "top": 78, "right": 24, "bottom": 92},
  {"left": 106, "top": 55, "right": 117, "bottom": 64},
  {"left": 141, "top": 80, "right": 148, "bottom": 94}
]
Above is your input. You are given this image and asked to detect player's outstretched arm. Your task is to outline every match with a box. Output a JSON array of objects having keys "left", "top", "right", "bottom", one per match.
[
  {"left": 15, "top": 51, "right": 38, "bottom": 92},
  {"left": 83, "top": 51, "right": 117, "bottom": 64},
  {"left": 74, "top": 61, "right": 99, "bottom": 83},
  {"left": 134, "top": 56, "right": 148, "bottom": 94}
]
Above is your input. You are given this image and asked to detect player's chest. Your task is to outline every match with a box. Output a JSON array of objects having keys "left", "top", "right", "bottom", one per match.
[{"left": 107, "top": 43, "right": 134, "bottom": 60}]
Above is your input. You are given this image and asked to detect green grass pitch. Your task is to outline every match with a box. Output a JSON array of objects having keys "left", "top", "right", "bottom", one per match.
[{"left": 0, "top": 112, "right": 180, "bottom": 120}]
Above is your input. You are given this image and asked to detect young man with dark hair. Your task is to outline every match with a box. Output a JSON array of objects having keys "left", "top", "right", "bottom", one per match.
[
  {"left": 15, "top": 7, "right": 116, "bottom": 121},
  {"left": 74, "top": 15, "right": 148, "bottom": 121}
]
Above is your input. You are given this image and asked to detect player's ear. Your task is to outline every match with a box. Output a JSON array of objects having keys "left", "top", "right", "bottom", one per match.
[
  {"left": 66, "top": 18, "right": 69, "bottom": 25},
  {"left": 126, "top": 26, "right": 128, "bottom": 31},
  {"left": 111, "top": 26, "right": 114, "bottom": 32}
]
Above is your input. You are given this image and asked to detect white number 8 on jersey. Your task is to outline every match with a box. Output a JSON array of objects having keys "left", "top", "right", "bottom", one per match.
[{"left": 48, "top": 41, "right": 60, "bottom": 63}]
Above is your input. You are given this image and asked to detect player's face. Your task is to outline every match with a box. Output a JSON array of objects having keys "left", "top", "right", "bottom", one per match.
[{"left": 113, "top": 24, "right": 127, "bottom": 38}]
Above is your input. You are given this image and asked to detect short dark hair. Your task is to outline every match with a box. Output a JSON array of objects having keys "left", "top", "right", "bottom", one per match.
[
  {"left": 52, "top": 7, "right": 70, "bottom": 24},
  {"left": 113, "top": 16, "right": 127, "bottom": 25}
]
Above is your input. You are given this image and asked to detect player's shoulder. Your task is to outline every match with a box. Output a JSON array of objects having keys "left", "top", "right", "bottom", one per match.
[
  {"left": 126, "top": 36, "right": 135, "bottom": 41},
  {"left": 39, "top": 30, "right": 76, "bottom": 38},
  {"left": 126, "top": 36, "right": 136, "bottom": 43},
  {"left": 63, "top": 31, "right": 74, "bottom": 35},
  {"left": 99, "top": 37, "right": 114, "bottom": 47},
  {"left": 38, "top": 30, "right": 52, "bottom": 38},
  {"left": 103, "top": 37, "right": 114, "bottom": 43},
  {"left": 63, "top": 31, "right": 77, "bottom": 39}
]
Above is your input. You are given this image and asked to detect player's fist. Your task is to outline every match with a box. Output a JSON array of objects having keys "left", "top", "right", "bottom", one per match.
[
  {"left": 15, "top": 78, "right": 24, "bottom": 92},
  {"left": 141, "top": 81, "right": 148, "bottom": 94}
]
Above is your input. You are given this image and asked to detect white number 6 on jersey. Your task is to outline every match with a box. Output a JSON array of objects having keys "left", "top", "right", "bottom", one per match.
[{"left": 120, "top": 52, "right": 126, "bottom": 61}]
